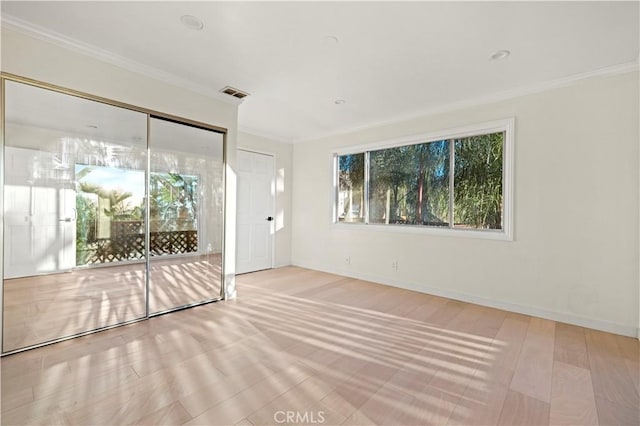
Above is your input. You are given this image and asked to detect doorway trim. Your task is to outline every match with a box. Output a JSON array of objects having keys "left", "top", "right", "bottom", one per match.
[
  {"left": 236, "top": 148, "right": 276, "bottom": 274},
  {"left": 0, "top": 75, "right": 5, "bottom": 356}
]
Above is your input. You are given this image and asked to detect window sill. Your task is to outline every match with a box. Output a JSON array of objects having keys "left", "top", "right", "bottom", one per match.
[{"left": 332, "top": 222, "right": 513, "bottom": 241}]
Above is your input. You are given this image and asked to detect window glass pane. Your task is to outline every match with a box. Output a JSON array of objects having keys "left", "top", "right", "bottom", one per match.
[
  {"left": 337, "top": 153, "right": 365, "bottom": 222},
  {"left": 369, "top": 146, "right": 410, "bottom": 224},
  {"left": 453, "top": 132, "right": 504, "bottom": 229},
  {"left": 369, "top": 141, "right": 449, "bottom": 226},
  {"left": 420, "top": 140, "right": 450, "bottom": 226}
]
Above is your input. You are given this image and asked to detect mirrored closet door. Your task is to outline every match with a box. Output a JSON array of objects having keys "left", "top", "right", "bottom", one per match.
[
  {"left": 148, "top": 117, "right": 224, "bottom": 314},
  {"left": 2, "top": 80, "right": 148, "bottom": 352},
  {"left": 2, "top": 78, "right": 225, "bottom": 354}
]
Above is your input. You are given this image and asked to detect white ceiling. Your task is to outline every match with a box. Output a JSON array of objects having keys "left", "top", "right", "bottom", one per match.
[{"left": 2, "top": 1, "right": 638, "bottom": 143}]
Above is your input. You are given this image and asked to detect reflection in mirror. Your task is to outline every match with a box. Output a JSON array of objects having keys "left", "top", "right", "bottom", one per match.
[
  {"left": 2, "top": 81, "right": 147, "bottom": 352},
  {"left": 148, "top": 118, "right": 224, "bottom": 313}
]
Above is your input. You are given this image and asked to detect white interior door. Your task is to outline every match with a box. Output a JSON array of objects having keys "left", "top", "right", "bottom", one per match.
[
  {"left": 236, "top": 150, "right": 274, "bottom": 274},
  {"left": 4, "top": 147, "right": 76, "bottom": 279}
]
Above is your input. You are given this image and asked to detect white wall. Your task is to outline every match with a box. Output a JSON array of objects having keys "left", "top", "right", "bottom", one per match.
[
  {"left": 1, "top": 27, "right": 240, "bottom": 297},
  {"left": 292, "top": 71, "right": 640, "bottom": 337},
  {"left": 237, "top": 132, "right": 293, "bottom": 267}
]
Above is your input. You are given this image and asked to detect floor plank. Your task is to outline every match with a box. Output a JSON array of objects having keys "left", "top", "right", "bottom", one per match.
[
  {"left": 448, "top": 315, "right": 530, "bottom": 425},
  {"left": 549, "top": 361, "right": 598, "bottom": 425},
  {"left": 553, "top": 322, "right": 589, "bottom": 369},
  {"left": 132, "top": 401, "right": 192, "bottom": 426},
  {"left": 585, "top": 330, "right": 640, "bottom": 425},
  {"left": 498, "top": 390, "right": 550, "bottom": 426},
  {"left": 509, "top": 317, "right": 556, "bottom": 403}
]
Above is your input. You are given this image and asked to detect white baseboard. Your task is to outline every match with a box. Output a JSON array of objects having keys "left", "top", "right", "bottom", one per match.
[{"left": 292, "top": 260, "right": 638, "bottom": 338}]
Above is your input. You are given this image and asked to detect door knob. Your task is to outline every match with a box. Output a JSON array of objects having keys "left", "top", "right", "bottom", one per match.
[{"left": 266, "top": 216, "right": 274, "bottom": 221}]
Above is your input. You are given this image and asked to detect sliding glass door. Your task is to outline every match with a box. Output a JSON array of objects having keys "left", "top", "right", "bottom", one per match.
[
  {"left": 1, "top": 78, "right": 226, "bottom": 354},
  {"left": 148, "top": 118, "right": 224, "bottom": 313}
]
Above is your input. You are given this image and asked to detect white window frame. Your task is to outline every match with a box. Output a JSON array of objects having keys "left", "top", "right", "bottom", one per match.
[{"left": 332, "top": 118, "right": 514, "bottom": 241}]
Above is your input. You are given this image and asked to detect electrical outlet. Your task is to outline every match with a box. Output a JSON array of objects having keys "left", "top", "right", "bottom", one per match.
[
  {"left": 346, "top": 256, "right": 351, "bottom": 265},
  {"left": 391, "top": 260, "right": 398, "bottom": 271}
]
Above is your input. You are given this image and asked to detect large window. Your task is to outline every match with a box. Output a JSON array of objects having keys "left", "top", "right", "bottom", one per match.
[{"left": 334, "top": 119, "right": 513, "bottom": 239}]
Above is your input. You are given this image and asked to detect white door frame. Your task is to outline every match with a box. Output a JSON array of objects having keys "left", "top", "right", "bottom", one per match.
[{"left": 236, "top": 148, "right": 276, "bottom": 273}]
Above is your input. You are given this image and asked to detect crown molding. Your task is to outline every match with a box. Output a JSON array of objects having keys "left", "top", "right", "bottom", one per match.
[
  {"left": 238, "top": 125, "right": 293, "bottom": 144},
  {"left": 293, "top": 60, "right": 640, "bottom": 144},
  {"left": 1, "top": 14, "right": 243, "bottom": 107},
  {"left": 3, "top": 13, "right": 637, "bottom": 144}
]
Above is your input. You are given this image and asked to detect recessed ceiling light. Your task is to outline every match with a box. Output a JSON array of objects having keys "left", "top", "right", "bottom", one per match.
[
  {"left": 180, "top": 15, "right": 204, "bottom": 30},
  {"left": 323, "top": 35, "right": 340, "bottom": 45},
  {"left": 334, "top": 99, "right": 346, "bottom": 105},
  {"left": 490, "top": 50, "right": 511, "bottom": 61}
]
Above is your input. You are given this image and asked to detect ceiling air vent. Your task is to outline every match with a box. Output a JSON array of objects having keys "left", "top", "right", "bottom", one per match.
[{"left": 219, "top": 86, "right": 250, "bottom": 99}]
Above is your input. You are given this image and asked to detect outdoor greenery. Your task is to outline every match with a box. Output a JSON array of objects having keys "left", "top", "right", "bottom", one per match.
[
  {"left": 75, "top": 193, "right": 97, "bottom": 265},
  {"left": 454, "top": 133, "right": 503, "bottom": 229},
  {"left": 337, "top": 132, "right": 504, "bottom": 230},
  {"left": 338, "top": 153, "right": 365, "bottom": 222},
  {"left": 150, "top": 172, "right": 198, "bottom": 231},
  {"left": 369, "top": 140, "right": 449, "bottom": 225},
  {"left": 75, "top": 165, "right": 199, "bottom": 265}
]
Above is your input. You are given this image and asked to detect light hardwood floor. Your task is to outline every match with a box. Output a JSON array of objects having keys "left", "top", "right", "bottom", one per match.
[
  {"left": 1, "top": 266, "right": 638, "bottom": 425},
  {"left": 3, "top": 254, "right": 221, "bottom": 352}
]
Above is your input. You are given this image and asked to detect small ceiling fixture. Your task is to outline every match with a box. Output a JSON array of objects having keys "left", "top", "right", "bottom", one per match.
[
  {"left": 220, "top": 86, "right": 250, "bottom": 99},
  {"left": 85, "top": 124, "right": 98, "bottom": 129},
  {"left": 323, "top": 35, "right": 340, "bottom": 45},
  {"left": 334, "top": 99, "right": 346, "bottom": 105},
  {"left": 490, "top": 50, "right": 511, "bottom": 61},
  {"left": 180, "top": 15, "right": 204, "bottom": 30}
]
